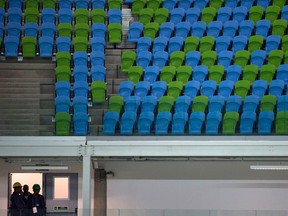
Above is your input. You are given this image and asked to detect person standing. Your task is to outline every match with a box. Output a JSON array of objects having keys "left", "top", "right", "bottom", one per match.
[
  {"left": 27, "top": 184, "right": 46, "bottom": 216},
  {"left": 22, "top": 185, "right": 31, "bottom": 204},
  {"left": 10, "top": 182, "right": 26, "bottom": 216}
]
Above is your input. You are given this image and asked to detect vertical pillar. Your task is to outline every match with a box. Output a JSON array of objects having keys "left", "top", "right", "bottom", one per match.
[{"left": 82, "top": 154, "right": 91, "bottom": 216}]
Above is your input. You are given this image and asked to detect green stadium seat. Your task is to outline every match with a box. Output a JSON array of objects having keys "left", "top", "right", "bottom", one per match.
[
  {"left": 108, "top": 23, "right": 122, "bottom": 43},
  {"left": 272, "top": 19, "right": 287, "bottom": 37},
  {"left": 234, "top": 50, "right": 251, "bottom": 68},
  {"left": 249, "top": 6, "right": 264, "bottom": 24},
  {"left": 209, "top": 0, "right": 223, "bottom": 10},
  {"left": 209, "top": 65, "right": 224, "bottom": 85},
  {"left": 58, "top": 23, "right": 72, "bottom": 38},
  {"left": 139, "top": 8, "right": 154, "bottom": 25},
  {"left": 243, "top": 64, "right": 259, "bottom": 85},
  {"left": 108, "top": 96, "right": 124, "bottom": 113},
  {"left": 201, "top": 7, "right": 217, "bottom": 25},
  {"left": 272, "top": 0, "right": 286, "bottom": 8},
  {"left": 192, "top": 96, "right": 209, "bottom": 112},
  {"left": 160, "top": 66, "right": 177, "bottom": 83},
  {"left": 121, "top": 51, "right": 136, "bottom": 73},
  {"left": 73, "top": 37, "right": 88, "bottom": 52},
  {"left": 24, "top": 8, "right": 39, "bottom": 23},
  {"left": 169, "top": 51, "right": 185, "bottom": 68},
  {"left": 91, "top": 81, "right": 107, "bottom": 103},
  {"left": 154, "top": 8, "right": 169, "bottom": 25},
  {"left": 248, "top": 35, "right": 264, "bottom": 53},
  {"left": 143, "top": 22, "right": 160, "bottom": 41},
  {"left": 43, "top": 0, "right": 56, "bottom": 8},
  {"left": 75, "top": 8, "right": 89, "bottom": 24},
  {"left": 265, "top": 5, "right": 281, "bottom": 23},
  {"left": 158, "top": 95, "right": 175, "bottom": 112},
  {"left": 132, "top": 0, "right": 146, "bottom": 15},
  {"left": 91, "top": 9, "right": 106, "bottom": 24},
  {"left": 0, "top": 0, "right": 5, "bottom": 8},
  {"left": 147, "top": 0, "right": 163, "bottom": 11},
  {"left": 25, "top": 0, "right": 38, "bottom": 8},
  {"left": 108, "top": 0, "right": 122, "bottom": 9},
  {"left": 184, "top": 36, "right": 199, "bottom": 53},
  {"left": 222, "top": 112, "right": 239, "bottom": 134},
  {"left": 21, "top": 36, "right": 37, "bottom": 58},
  {"left": 275, "top": 111, "right": 288, "bottom": 134},
  {"left": 128, "top": 66, "right": 143, "bottom": 84},
  {"left": 75, "top": 23, "right": 89, "bottom": 38},
  {"left": 56, "top": 52, "right": 71, "bottom": 66},
  {"left": 260, "top": 95, "right": 277, "bottom": 112},
  {"left": 201, "top": 51, "right": 217, "bottom": 69},
  {"left": 282, "top": 35, "right": 288, "bottom": 52},
  {"left": 234, "top": 80, "right": 250, "bottom": 100},
  {"left": 285, "top": 51, "right": 288, "bottom": 64},
  {"left": 200, "top": 36, "right": 215, "bottom": 53},
  {"left": 268, "top": 50, "right": 284, "bottom": 67},
  {"left": 260, "top": 64, "right": 277, "bottom": 84},
  {"left": 55, "top": 65, "right": 71, "bottom": 82},
  {"left": 167, "top": 81, "right": 183, "bottom": 99},
  {"left": 176, "top": 65, "right": 192, "bottom": 84},
  {"left": 55, "top": 112, "right": 71, "bottom": 136}
]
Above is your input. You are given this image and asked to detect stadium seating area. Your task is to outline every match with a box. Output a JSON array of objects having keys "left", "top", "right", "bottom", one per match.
[{"left": 0, "top": 0, "right": 288, "bottom": 136}]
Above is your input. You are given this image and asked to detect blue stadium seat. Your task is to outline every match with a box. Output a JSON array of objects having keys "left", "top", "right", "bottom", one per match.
[
  {"left": 90, "top": 37, "right": 105, "bottom": 52},
  {"left": 251, "top": 50, "right": 267, "bottom": 68},
  {"left": 4, "top": 36, "right": 19, "bottom": 57},
  {"left": 118, "top": 81, "right": 134, "bottom": 99},
  {"left": 257, "top": 0, "right": 270, "bottom": 10},
  {"left": 39, "top": 36, "right": 54, "bottom": 57},
  {"left": 137, "top": 37, "right": 152, "bottom": 53},
  {"left": 218, "top": 80, "right": 235, "bottom": 99},
  {"left": 73, "top": 96, "right": 88, "bottom": 113},
  {"left": 240, "top": 111, "right": 256, "bottom": 134},
  {"left": 239, "top": 20, "right": 254, "bottom": 37},
  {"left": 128, "top": 22, "right": 143, "bottom": 42},
  {"left": 243, "top": 95, "right": 260, "bottom": 112},
  {"left": 73, "top": 65, "right": 88, "bottom": 82},
  {"left": 0, "top": 23, "right": 4, "bottom": 39},
  {"left": 269, "top": 79, "right": 285, "bottom": 96},
  {"left": 92, "top": 23, "right": 107, "bottom": 38},
  {"left": 138, "top": 111, "right": 155, "bottom": 135},
  {"left": 255, "top": 19, "right": 270, "bottom": 38},
  {"left": 108, "top": 9, "right": 122, "bottom": 24},
  {"left": 41, "top": 22, "right": 56, "bottom": 38},
  {"left": 91, "top": 65, "right": 106, "bottom": 82},
  {"left": 6, "top": 22, "right": 21, "bottom": 38},
  {"left": 226, "top": 65, "right": 242, "bottom": 83},
  {"left": 58, "top": 0, "right": 73, "bottom": 9},
  {"left": 172, "top": 112, "right": 188, "bottom": 135},
  {"left": 205, "top": 111, "right": 222, "bottom": 134},
  {"left": 42, "top": 8, "right": 56, "bottom": 23},
  {"left": 241, "top": 0, "right": 254, "bottom": 9},
  {"left": 175, "top": 96, "right": 191, "bottom": 112},
  {"left": 73, "top": 81, "right": 89, "bottom": 97},
  {"left": 24, "top": 23, "right": 38, "bottom": 38},
  {"left": 92, "top": 0, "right": 106, "bottom": 9},
  {"left": 175, "top": 22, "right": 192, "bottom": 38},
  {"left": 277, "top": 95, "right": 288, "bottom": 112},
  {"left": 184, "top": 80, "right": 201, "bottom": 99},
  {"left": 185, "top": 51, "right": 201, "bottom": 68},
  {"left": 201, "top": 80, "right": 217, "bottom": 99},
  {"left": 217, "top": 7, "right": 232, "bottom": 24},
  {"left": 135, "top": 81, "right": 151, "bottom": 99},
  {"left": 232, "top": 36, "right": 248, "bottom": 54},
  {"left": 192, "top": 65, "right": 208, "bottom": 83},
  {"left": 90, "top": 51, "right": 105, "bottom": 66},
  {"left": 207, "top": 21, "right": 223, "bottom": 38},
  {"left": 266, "top": 35, "right": 281, "bottom": 53},
  {"left": 73, "top": 112, "right": 89, "bottom": 135},
  {"left": 155, "top": 112, "right": 172, "bottom": 135},
  {"left": 7, "top": 0, "right": 22, "bottom": 8},
  {"left": 223, "top": 20, "right": 239, "bottom": 39},
  {"left": 225, "top": 0, "right": 239, "bottom": 9},
  {"left": 75, "top": 0, "right": 89, "bottom": 9},
  {"left": 191, "top": 21, "right": 206, "bottom": 38},
  {"left": 137, "top": 51, "right": 152, "bottom": 69},
  {"left": 226, "top": 95, "right": 242, "bottom": 112},
  {"left": 276, "top": 64, "right": 288, "bottom": 85},
  {"left": 179, "top": 0, "right": 193, "bottom": 10},
  {"left": 215, "top": 36, "right": 231, "bottom": 53},
  {"left": 159, "top": 22, "right": 175, "bottom": 38},
  {"left": 144, "top": 66, "right": 160, "bottom": 83},
  {"left": 194, "top": 0, "right": 208, "bottom": 10},
  {"left": 217, "top": 51, "right": 234, "bottom": 69},
  {"left": 56, "top": 81, "right": 71, "bottom": 97},
  {"left": 55, "top": 96, "right": 70, "bottom": 113},
  {"left": 258, "top": 111, "right": 274, "bottom": 134},
  {"left": 153, "top": 36, "right": 169, "bottom": 54},
  {"left": 282, "top": 5, "right": 288, "bottom": 20},
  {"left": 168, "top": 36, "right": 184, "bottom": 55},
  {"left": 252, "top": 80, "right": 268, "bottom": 98},
  {"left": 8, "top": 7, "right": 22, "bottom": 23},
  {"left": 163, "top": 0, "right": 178, "bottom": 11},
  {"left": 103, "top": 112, "right": 120, "bottom": 134},
  {"left": 141, "top": 95, "right": 158, "bottom": 112},
  {"left": 124, "top": 96, "right": 141, "bottom": 112},
  {"left": 56, "top": 37, "right": 71, "bottom": 52},
  {"left": 209, "top": 96, "right": 225, "bottom": 112},
  {"left": 153, "top": 51, "right": 169, "bottom": 69},
  {"left": 0, "top": 9, "right": 4, "bottom": 24},
  {"left": 58, "top": 9, "right": 73, "bottom": 24},
  {"left": 170, "top": 8, "right": 185, "bottom": 25},
  {"left": 189, "top": 112, "right": 205, "bottom": 134},
  {"left": 151, "top": 81, "right": 167, "bottom": 100},
  {"left": 120, "top": 111, "right": 137, "bottom": 135},
  {"left": 233, "top": 6, "right": 248, "bottom": 23},
  {"left": 185, "top": 8, "right": 201, "bottom": 25}
]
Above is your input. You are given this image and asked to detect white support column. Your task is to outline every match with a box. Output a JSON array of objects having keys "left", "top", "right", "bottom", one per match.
[{"left": 82, "top": 154, "right": 92, "bottom": 216}]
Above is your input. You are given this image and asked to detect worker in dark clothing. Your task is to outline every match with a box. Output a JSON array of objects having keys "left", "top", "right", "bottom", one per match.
[
  {"left": 27, "top": 184, "right": 46, "bottom": 216},
  {"left": 23, "top": 185, "right": 31, "bottom": 205},
  {"left": 10, "top": 182, "right": 27, "bottom": 216}
]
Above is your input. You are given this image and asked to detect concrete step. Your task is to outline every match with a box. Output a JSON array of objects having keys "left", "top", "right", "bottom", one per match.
[
  {"left": 0, "top": 78, "right": 55, "bottom": 83},
  {"left": 0, "top": 114, "right": 40, "bottom": 120},
  {"left": 0, "top": 99, "right": 40, "bottom": 109},
  {"left": 0, "top": 88, "right": 40, "bottom": 94},
  {"left": 0, "top": 94, "right": 54, "bottom": 99},
  {"left": 0, "top": 61, "right": 55, "bottom": 70}
]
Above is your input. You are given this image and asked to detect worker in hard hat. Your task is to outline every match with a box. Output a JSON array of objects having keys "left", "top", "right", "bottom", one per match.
[
  {"left": 10, "top": 182, "right": 27, "bottom": 216},
  {"left": 27, "top": 184, "right": 46, "bottom": 215}
]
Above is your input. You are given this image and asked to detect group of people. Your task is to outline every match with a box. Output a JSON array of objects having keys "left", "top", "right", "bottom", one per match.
[{"left": 10, "top": 182, "right": 46, "bottom": 216}]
